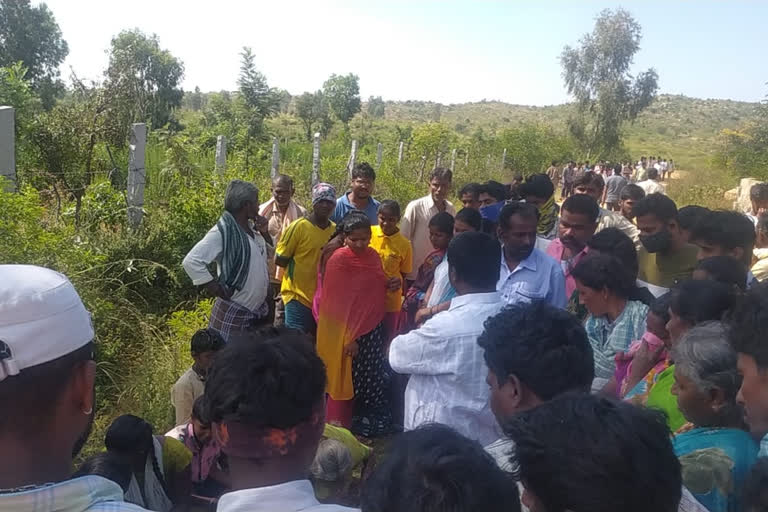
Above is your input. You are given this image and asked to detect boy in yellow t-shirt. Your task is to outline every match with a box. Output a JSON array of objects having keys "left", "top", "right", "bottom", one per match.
[{"left": 369, "top": 200, "right": 413, "bottom": 339}]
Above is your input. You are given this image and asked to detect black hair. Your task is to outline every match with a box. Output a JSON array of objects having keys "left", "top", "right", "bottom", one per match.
[
  {"left": 696, "top": 256, "right": 748, "bottom": 291},
  {"left": 669, "top": 279, "right": 734, "bottom": 326},
  {"left": 649, "top": 293, "right": 672, "bottom": 325},
  {"left": 498, "top": 201, "right": 540, "bottom": 230},
  {"left": 574, "top": 171, "right": 605, "bottom": 191},
  {"left": 478, "top": 302, "right": 594, "bottom": 401},
  {"left": 690, "top": 210, "right": 756, "bottom": 265},
  {"left": 378, "top": 199, "right": 401, "bottom": 218},
  {"left": 726, "top": 282, "right": 768, "bottom": 368},
  {"left": 361, "top": 424, "right": 520, "bottom": 512},
  {"left": 743, "top": 457, "right": 768, "bottom": 512},
  {"left": 447, "top": 232, "right": 500, "bottom": 289},
  {"left": 351, "top": 162, "right": 376, "bottom": 181},
  {"left": 519, "top": 173, "right": 554, "bottom": 200},
  {"left": 633, "top": 193, "right": 678, "bottom": 222},
  {"left": 647, "top": 167, "right": 659, "bottom": 180},
  {"left": 459, "top": 183, "right": 481, "bottom": 200},
  {"left": 506, "top": 393, "right": 681, "bottom": 512},
  {"left": 191, "top": 395, "right": 211, "bottom": 425},
  {"left": 429, "top": 167, "right": 453, "bottom": 183},
  {"left": 105, "top": 414, "right": 168, "bottom": 495},
  {"left": 191, "top": 328, "right": 226, "bottom": 356},
  {"left": 428, "top": 211, "right": 455, "bottom": 236},
  {"left": 562, "top": 194, "right": 600, "bottom": 223},
  {"left": 586, "top": 228, "right": 638, "bottom": 277},
  {"left": 758, "top": 212, "right": 768, "bottom": 237},
  {"left": 454, "top": 207, "right": 482, "bottom": 231},
  {"left": 620, "top": 184, "right": 645, "bottom": 201},
  {"left": 340, "top": 210, "right": 371, "bottom": 234},
  {"left": 484, "top": 180, "right": 508, "bottom": 202},
  {"left": 750, "top": 183, "right": 768, "bottom": 202},
  {"left": 73, "top": 452, "right": 133, "bottom": 493},
  {"left": 677, "top": 205, "right": 710, "bottom": 232},
  {"left": 571, "top": 253, "right": 635, "bottom": 299},
  {"left": 205, "top": 327, "right": 326, "bottom": 429},
  {"left": 0, "top": 342, "right": 93, "bottom": 435}
]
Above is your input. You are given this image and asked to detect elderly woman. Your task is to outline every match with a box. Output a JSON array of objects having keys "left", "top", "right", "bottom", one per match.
[
  {"left": 671, "top": 322, "right": 758, "bottom": 512},
  {"left": 572, "top": 253, "right": 649, "bottom": 392}
]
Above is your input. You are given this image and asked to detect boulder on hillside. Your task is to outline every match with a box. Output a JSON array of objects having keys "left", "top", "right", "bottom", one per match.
[{"left": 730, "top": 178, "right": 761, "bottom": 213}]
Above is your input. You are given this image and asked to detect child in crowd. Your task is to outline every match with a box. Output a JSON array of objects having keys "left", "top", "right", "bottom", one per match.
[
  {"left": 369, "top": 200, "right": 413, "bottom": 340},
  {"left": 171, "top": 328, "right": 225, "bottom": 426},
  {"left": 400, "top": 212, "right": 454, "bottom": 332},
  {"left": 752, "top": 213, "right": 768, "bottom": 282}
]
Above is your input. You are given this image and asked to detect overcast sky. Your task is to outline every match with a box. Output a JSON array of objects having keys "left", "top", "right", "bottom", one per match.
[{"left": 42, "top": 0, "right": 768, "bottom": 106}]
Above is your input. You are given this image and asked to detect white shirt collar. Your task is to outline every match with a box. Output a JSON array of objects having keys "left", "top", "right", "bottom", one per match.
[
  {"left": 450, "top": 291, "right": 502, "bottom": 310},
  {"left": 218, "top": 480, "right": 357, "bottom": 512}
]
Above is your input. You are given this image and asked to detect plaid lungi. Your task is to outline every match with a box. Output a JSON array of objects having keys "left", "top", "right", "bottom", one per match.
[{"left": 208, "top": 298, "right": 269, "bottom": 343}]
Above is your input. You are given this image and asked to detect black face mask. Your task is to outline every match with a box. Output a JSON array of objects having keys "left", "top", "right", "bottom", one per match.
[{"left": 640, "top": 230, "right": 672, "bottom": 253}]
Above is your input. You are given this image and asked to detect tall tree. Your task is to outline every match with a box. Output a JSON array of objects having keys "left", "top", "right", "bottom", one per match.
[
  {"left": 0, "top": 0, "right": 68, "bottom": 109},
  {"left": 323, "top": 73, "right": 361, "bottom": 126},
  {"left": 104, "top": 29, "right": 184, "bottom": 146},
  {"left": 237, "top": 47, "right": 278, "bottom": 168},
  {"left": 560, "top": 8, "right": 658, "bottom": 158},
  {"left": 295, "top": 90, "right": 330, "bottom": 141},
  {"left": 367, "top": 95, "right": 385, "bottom": 118}
]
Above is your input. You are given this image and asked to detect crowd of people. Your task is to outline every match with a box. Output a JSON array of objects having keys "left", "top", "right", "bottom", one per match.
[{"left": 6, "top": 157, "right": 768, "bottom": 512}]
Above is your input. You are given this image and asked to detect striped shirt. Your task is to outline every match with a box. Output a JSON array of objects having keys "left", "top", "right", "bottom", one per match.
[{"left": 0, "top": 476, "right": 148, "bottom": 511}]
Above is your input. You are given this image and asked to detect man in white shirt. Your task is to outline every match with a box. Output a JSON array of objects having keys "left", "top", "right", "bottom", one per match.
[
  {"left": 0, "top": 265, "right": 146, "bottom": 511},
  {"left": 400, "top": 167, "right": 455, "bottom": 282},
  {"left": 496, "top": 202, "right": 566, "bottom": 308},
  {"left": 207, "top": 328, "right": 357, "bottom": 512},
  {"left": 183, "top": 180, "right": 272, "bottom": 342},
  {"left": 389, "top": 232, "right": 504, "bottom": 446},
  {"left": 637, "top": 167, "right": 667, "bottom": 196}
]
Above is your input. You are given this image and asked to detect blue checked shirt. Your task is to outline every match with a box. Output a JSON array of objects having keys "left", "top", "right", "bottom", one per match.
[
  {"left": 496, "top": 247, "right": 567, "bottom": 309},
  {"left": 0, "top": 476, "right": 148, "bottom": 512}
]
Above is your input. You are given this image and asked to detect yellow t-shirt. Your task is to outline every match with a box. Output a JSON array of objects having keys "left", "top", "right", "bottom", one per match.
[
  {"left": 369, "top": 225, "right": 413, "bottom": 312},
  {"left": 276, "top": 217, "right": 335, "bottom": 308}
]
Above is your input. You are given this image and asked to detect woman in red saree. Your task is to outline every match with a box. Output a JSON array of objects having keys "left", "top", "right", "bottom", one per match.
[{"left": 316, "top": 212, "right": 399, "bottom": 437}]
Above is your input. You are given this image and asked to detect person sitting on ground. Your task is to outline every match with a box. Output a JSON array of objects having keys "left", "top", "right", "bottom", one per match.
[
  {"left": 205, "top": 327, "right": 358, "bottom": 512},
  {"left": 606, "top": 293, "right": 671, "bottom": 399},
  {"left": 276, "top": 182, "right": 337, "bottom": 335},
  {"left": 360, "top": 424, "right": 520, "bottom": 512},
  {"left": 571, "top": 253, "right": 649, "bottom": 393},
  {"left": 182, "top": 180, "right": 272, "bottom": 342},
  {"left": 459, "top": 182, "right": 483, "bottom": 210},
  {"left": 421, "top": 207, "right": 482, "bottom": 320},
  {"left": 693, "top": 255, "right": 749, "bottom": 292},
  {"left": 670, "top": 322, "right": 758, "bottom": 512},
  {"left": 74, "top": 453, "right": 133, "bottom": 495},
  {"left": 105, "top": 415, "right": 193, "bottom": 511},
  {"left": 171, "top": 328, "right": 225, "bottom": 427},
  {"left": 331, "top": 162, "right": 380, "bottom": 225},
  {"left": 677, "top": 205, "right": 710, "bottom": 243},
  {"left": 166, "top": 396, "right": 229, "bottom": 499},
  {"left": 619, "top": 183, "right": 645, "bottom": 222},
  {"left": 316, "top": 212, "right": 397, "bottom": 436},
  {"left": 400, "top": 212, "right": 454, "bottom": 331},
  {"left": 0, "top": 265, "right": 145, "bottom": 511},
  {"left": 401, "top": 168, "right": 455, "bottom": 284},
  {"left": 545, "top": 194, "right": 599, "bottom": 305},
  {"left": 603, "top": 163, "right": 628, "bottom": 211},
  {"left": 573, "top": 171, "right": 640, "bottom": 246},
  {"left": 637, "top": 167, "right": 666, "bottom": 196},
  {"left": 743, "top": 457, "right": 768, "bottom": 512},
  {"left": 505, "top": 393, "right": 683, "bottom": 512},
  {"left": 727, "top": 283, "right": 768, "bottom": 456},
  {"left": 259, "top": 174, "right": 307, "bottom": 324},
  {"left": 369, "top": 200, "right": 413, "bottom": 339},
  {"left": 752, "top": 213, "right": 768, "bottom": 282},
  {"left": 479, "top": 301, "right": 594, "bottom": 472},
  {"left": 389, "top": 232, "right": 503, "bottom": 446},
  {"left": 479, "top": 180, "right": 508, "bottom": 207},
  {"left": 496, "top": 202, "right": 566, "bottom": 308},
  {"left": 311, "top": 423, "right": 372, "bottom": 505},
  {"left": 748, "top": 182, "right": 768, "bottom": 226},
  {"left": 519, "top": 173, "right": 559, "bottom": 240},
  {"left": 639, "top": 280, "right": 736, "bottom": 432},
  {"left": 690, "top": 209, "right": 757, "bottom": 287},
  {"left": 634, "top": 193, "right": 699, "bottom": 296}
]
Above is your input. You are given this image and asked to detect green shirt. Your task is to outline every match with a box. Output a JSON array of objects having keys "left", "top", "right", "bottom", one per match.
[
  {"left": 637, "top": 243, "right": 698, "bottom": 289},
  {"left": 646, "top": 364, "right": 687, "bottom": 432}
]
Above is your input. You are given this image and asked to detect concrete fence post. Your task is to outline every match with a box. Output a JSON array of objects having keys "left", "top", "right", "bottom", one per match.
[
  {"left": 127, "top": 123, "right": 147, "bottom": 229},
  {"left": 215, "top": 135, "right": 227, "bottom": 172},
  {"left": 311, "top": 133, "right": 321, "bottom": 186},
  {"left": 0, "top": 106, "right": 16, "bottom": 192},
  {"left": 271, "top": 137, "right": 280, "bottom": 178}
]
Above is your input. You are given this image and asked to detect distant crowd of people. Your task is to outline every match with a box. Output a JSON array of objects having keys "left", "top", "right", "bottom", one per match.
[{"left": 6, "top": 157, "right": 768, "bottom": 512}]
